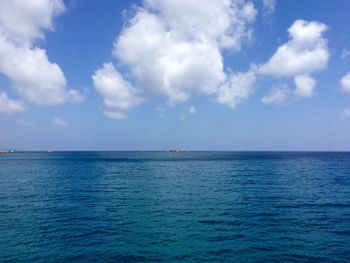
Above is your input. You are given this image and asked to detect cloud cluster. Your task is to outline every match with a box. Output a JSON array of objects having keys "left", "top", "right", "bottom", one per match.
[
  {"left": 0, "top": 1, "right": 337, "bottom": 120},
  {"left": 93, "top": 2, "right": 333, "bottom": 119},
  {"left": 259, "top": 20, "right": 328, "bottom": 103},
  {"left": 0, "top": 0, "right": 83, "bottom": 113},
  {"left": 93, "top": 0, "right": 257, "bottom": 119}
]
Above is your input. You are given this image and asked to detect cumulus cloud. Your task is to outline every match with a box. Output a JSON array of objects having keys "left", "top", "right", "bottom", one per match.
[
  {"left": 259, "top": 20, "right": 329, "bottom": 77},
  {"left": 0, "top": 0, "right": 65, "bottom": 44},
  {"left": 0, "top": 0, "right": 83, "bottom": 106},
  {"left": 0, "top": 92, "right": 25, "bottom": 114},
  {"left": 262, "top": 84, "right": 290, "bottom": 105},
  {"left": 262, "top": 0, "right": 276, "bottom": 16},
  {"left": 94, "top": 0, "right": 257, "bottom": 118},
  {"left": 217, "top": 71, "right": 256, "bottom": 108},
  {"left": 92, "top": 63, "right": 141, "bottom": 119},
  {"left": 141, "top": 0, "right": 257, "bottom": 50},
  {"left": 341, "top": 72, "right": 350, "bottom": 93},
  {"left": 52, "top": 117, "right": 68, "bottom": 127},
  {"left": 294, "top": 74, "right": 316, "bottom": 98},
  {"left": 0, "top": 38, "right": 83, "bottom": 105}
]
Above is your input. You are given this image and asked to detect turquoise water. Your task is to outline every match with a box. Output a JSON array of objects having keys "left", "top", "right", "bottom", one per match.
[{"left": 0, "top": 151, "right": 350, "bottom": 262}]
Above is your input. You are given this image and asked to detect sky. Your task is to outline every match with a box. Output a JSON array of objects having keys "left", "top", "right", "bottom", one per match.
[{"left": 1, "top": 0, "right": 350, "bottom": 151}]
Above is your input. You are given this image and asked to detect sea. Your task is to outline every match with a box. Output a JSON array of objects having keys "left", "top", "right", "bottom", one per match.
[{"left": 0, "top": 151, "right": 350, "bottom": 262}]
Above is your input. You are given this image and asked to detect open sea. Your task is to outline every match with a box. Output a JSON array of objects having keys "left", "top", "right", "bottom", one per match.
[{"left": 1, "top": 151, "right": 350, "bottom": 262}]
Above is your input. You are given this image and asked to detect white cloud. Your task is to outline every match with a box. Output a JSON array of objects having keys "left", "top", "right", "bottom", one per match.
[
  {"left": 259, "top": 20, "right": 329, "bottom": 77},
  {"left": 92, "top": 63, "right": 141, "bottom": 116},
  {"left": 103, "top": 110, "right": 127, "bottom": 120},
  {"left": 217, "top": 71, "right": 256, "bottom": 108},
  {"left": 0, "top": 38, "right": 83, "bottom": 105},
  {"left": 0, "top": 0, "right": 65, "bottom": 45},
  {"left": 114, "top": 11, "right": 226, "bottom": 105},
  {"left": 294, "top": 74, "right": 316, "bottom": 98},
  {"left": 94, "top": 0, "right": 257, "bottom": 117},
  {"left": 340, "top": 72, "right": 350, "bottom": 93},
  {"left": 343, "top": 108, "right": 350, "bottom": 118},
  {"left": 142, "top": 0, "right": 257, "bottom": 50},
  {"left": 52, "top": 117, "right": 68, "bottom": 127},
  {"left": 0, "top": 0, "right": 83, "bottom": 106},
  {"left": 262, "top": 84, "right": 290, "bottom": 105},
  {"left": 0, "top": 92, "right": 25, "bottom": 114},
  {"left": 263, "top": 0, "right": 276, "bottom": 16},
  {"left": 180, "top": 105, "right": 197, "bottom": 120}
]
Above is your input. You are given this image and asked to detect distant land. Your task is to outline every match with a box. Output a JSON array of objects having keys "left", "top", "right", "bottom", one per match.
[{"left": 0, "top": 149, "right": 14, "bottom": 154}]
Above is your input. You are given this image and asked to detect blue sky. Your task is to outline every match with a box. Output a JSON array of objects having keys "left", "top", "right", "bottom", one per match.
[{"left": 1, "top": 0, "right": 350, "bottom": 151}]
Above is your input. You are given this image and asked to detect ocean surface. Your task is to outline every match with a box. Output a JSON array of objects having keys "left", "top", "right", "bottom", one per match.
[{"left": 1, "top": 152, "right": 350, "bottom": 262}]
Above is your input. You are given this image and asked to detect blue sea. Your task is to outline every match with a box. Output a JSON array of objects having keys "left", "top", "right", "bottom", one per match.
[{"left": 1, "top": 152, "right": 350, "bottom": 262}]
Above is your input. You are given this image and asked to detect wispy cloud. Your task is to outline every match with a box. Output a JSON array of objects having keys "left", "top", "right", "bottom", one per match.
[
  {"left": 180, "top": 105, "right": 197, "bottom": 120},
  {"left": 17, "top": 119, "right": 33, "bottom": 126},
  {"left": 155, "top": 106, "right": 166, "bottom": 118},
  {"left": 262, "top": 84, "right": 290, "bottom": 105},
  {"left": 0, "top": 92, "right": 25, "bottom": 114},
  {"left": 52, "top": 117, "right": 69, "bottom": 127},
  {"left": 104, "top": 110, "right": 127, "bottom": 120},
  {"left": 343, "top": 108, "right": 350, "bottom": 118},
  {"left": 262, "top": 0, "right": 276, "bottom": 16},
  {"left": 341, "top": 49, "right": 350, "bottom": 60}
]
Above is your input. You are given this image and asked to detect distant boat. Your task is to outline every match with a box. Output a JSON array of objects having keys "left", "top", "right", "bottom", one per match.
[
  {"left": 168, "top": 149, "right": 189, "bottom": 153},
  {"left": 0, "top": 149, "right": 10, "bottom": 154}
]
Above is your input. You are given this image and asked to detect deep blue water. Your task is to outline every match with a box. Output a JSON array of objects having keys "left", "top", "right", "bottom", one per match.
[{"left": 1, "top": 151, "right": 350, "bottom": 262}]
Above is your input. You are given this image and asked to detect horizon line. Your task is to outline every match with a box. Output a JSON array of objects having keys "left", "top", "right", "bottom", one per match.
[{"left": 2, "top": 150, "right": 350, "bottom": 153}]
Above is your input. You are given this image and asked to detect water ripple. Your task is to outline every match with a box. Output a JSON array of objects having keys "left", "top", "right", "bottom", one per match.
[{"left": 1, "top": 151, "right": 350, "bottom": 262}]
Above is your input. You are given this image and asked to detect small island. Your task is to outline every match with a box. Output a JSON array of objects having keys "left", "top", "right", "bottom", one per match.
[{"left": 0, "top": 149, "right": 11, "bottom": 154}]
